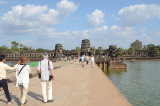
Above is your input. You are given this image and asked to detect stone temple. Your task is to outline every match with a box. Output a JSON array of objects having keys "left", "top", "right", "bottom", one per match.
[
  {"left": 81, "top": 39, "right": 91, "bottom": 56},
  {"left": 54, "top": 44, "right": 63, "bottom": 57}
]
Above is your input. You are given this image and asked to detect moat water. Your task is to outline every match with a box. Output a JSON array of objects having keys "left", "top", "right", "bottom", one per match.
[{"left": 103, "top": 61, "right": 160, "bottom": 106}]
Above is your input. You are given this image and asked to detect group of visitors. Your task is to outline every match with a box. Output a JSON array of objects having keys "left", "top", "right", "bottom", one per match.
[
  {"left": 0, "top": 52, "right": 54, "bottom": 106},
  {"left": 79, "top": 55, "right": 94, "bottom": 67},
  {"left": 64, "top": 56, "right": 76, "bottom": 63}
]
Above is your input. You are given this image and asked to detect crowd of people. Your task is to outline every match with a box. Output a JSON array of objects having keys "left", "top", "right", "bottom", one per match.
[
  {"left": 0, "top": 53, "right": 95, "bottom": 106},
  {"left": 0, "top": 52, "right": 54, "bottom": 106},
  {"left": 79, "top": 55, "right": 95, "bottom": 67}
]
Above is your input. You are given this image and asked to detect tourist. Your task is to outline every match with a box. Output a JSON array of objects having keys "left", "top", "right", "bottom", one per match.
[
  {"left": 37, "top": 52, "right": 54, "bottom": 103},
  {"left": 86, "top": 56, "right": 89, "bottom": 65},
  {"left": 16, "top": 56, "right": 31, "bottom": 106},
  {"left": 79, "top": 56, "right": 81, "bottom": 63},
  {"left": 64, "top": 57, "right": 67, "bottom": 63},
  {"left": 81, "top": 55, "right": 85, "bottom": 67},
  {"left": 0, "top": 55, "right": 20, "bottom": 105},
  {"left": 91, "top": 55, "right": 95, "bottom": 67}
]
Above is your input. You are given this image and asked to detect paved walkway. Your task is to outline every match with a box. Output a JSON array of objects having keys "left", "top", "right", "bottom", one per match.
[{"left": 0, "top": 60, "right": 131, "bottom": 106}]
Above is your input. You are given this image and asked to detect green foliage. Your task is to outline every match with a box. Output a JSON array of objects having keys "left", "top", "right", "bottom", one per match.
[
  {"left": 11, "top": 41, "right": 19, "bottom": 48},
  {"left": 0, "top": 45, "right": 9, "bottom": 52},
  {"left": 128, "top": 47, "right": 135, "bottom": 53},
  {"left": 98, "top": 46, "right": 103, "bottom": 55},
  {"left": 75, "top": 47, "right": 81, "bottom": 55},
  {"left": 0, "top": 41, "right": 50, "bottom": 52},
  {"left": 116, "top": 47, "right": 123, "bottom": 57},
  {"left": 11, "top": 41, "right": 20, "bottom": 53},
  {"left": 117, "top": 47, "right": 123, "bottom": 52},
  {"left": 146, "top": 44, "right": 155, "bottom": 50},
  {"left": 153, "top": 47, "right": 159, "bottom": 53},
  {"left": 116, "top": 52, "right": 123, "bottom": 57},
  {"left": 130, "top": 40, "right": 142, "bottom": 50},
  {"left": 39, "top": 54, "right": 43, "bottom": 59},
  {"left": 146, "top": 44, "right": 159, "bottom": 53},
  {"left": 36, "top": 48, "right": 49, "bottom": 52},
  {"left": 90, "top": 46, "right": 96, "bottom": 55}
]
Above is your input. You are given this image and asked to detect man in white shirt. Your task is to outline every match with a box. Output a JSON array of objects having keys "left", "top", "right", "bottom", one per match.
[
  {"left": 37, "top": 52, "right": 54, "bottom": 103},
  {"left": 0, "top": 55, "right": 20, "bottom": 104},
  {"left": 91, "top": 55, "right": 95, "bottom": 67}
]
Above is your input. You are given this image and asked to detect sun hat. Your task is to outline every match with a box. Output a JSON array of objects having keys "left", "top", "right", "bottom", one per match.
[{"left": 20, "top": 56, "right": 30, "bottom": 64}]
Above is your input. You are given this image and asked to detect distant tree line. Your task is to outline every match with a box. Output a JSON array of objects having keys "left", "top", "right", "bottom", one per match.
[
  {"left": 0, "top": 41, "right": 50, "bottom": 53},
  {"left": 116, "top": 40, "right": 160, "bottom": 57},
  {"left": 76, "top": 39, "right": 160, "bottom": 57}
]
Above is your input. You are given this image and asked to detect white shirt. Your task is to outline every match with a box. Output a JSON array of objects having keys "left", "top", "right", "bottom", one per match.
[
  {"left": 0, "top": 62, "right": 18, "bottom": 79},
  {"left": 91, "top": 57, "right": 95, "bottom": 63},
  {"left": 37, "top": 59, "right": 54, "bottom": 81},
  {"left": 16, "top": 65, "right": 31, "bottom": 89}
]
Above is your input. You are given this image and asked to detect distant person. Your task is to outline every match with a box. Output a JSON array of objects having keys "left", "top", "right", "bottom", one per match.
[
  {"left": 0, "top": 55, "right": 20, "bottom": 105},
  {"left": 91, "top": 55, "right": 95, "bottom": 67},
  {"left": 16, "top": 56, "right": 31, "bottom": 106},
  {"left": 64, "top": 57, "right": 67, "bottom": 63},
  {"left": 37, "top": 52, "right": 54, "bottom": 103},
  {"left": 81, "top": 55, "right": 85, "bottom": 67},
  {"left": 86, "top": 56, "right": 89, "bottom": 65},
  {"left": 79, "top": 56, "right": 81, "bottom": 63}
]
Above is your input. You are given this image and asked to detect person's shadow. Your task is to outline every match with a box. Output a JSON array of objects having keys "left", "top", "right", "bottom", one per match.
[
  {"left": 28, "top": 91, "right": 43, "bottom": 102},
  {"left": 0, "top": 93, "right": 21, "bottom": 106},
  {"left": 0, "top": 92, "right": 43, "bottom": 106}
]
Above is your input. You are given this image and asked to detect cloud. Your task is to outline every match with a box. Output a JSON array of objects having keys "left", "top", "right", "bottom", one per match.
[
  {"left": 87, "top": 9, "right": 105, "bottom": 27},
  {"left": 56, "top": 0, "right": 78, "bottom": 18},
  {"left": 118, "top": 4, "right": 160, "bottom": 26},
  {"left": 0, "top": 0, "right": 78, "bottom": 35},
  {"left": 42, "top": 25, "right": 136, "bottom": 49},
  {"left": 153, "top": 32, "right": 160, "bottom": 36},
  {"left": 0, "top": 0, "right": 7, "bottom": 5}
]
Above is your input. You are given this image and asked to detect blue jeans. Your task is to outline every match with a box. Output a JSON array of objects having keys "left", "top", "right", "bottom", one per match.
[{"left": 0, "top": 79, "right": 11, "bottom": 102}]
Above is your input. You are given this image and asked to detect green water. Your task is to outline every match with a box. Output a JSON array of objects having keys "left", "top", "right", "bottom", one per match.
[
  {"left": 6, "top": 62, "right": 38, "bottom": 67},
  {"left": 104, "top": 61, "right": 160, "bottom": 106}
]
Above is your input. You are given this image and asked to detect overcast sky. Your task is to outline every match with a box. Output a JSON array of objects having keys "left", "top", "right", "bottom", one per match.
[{"left": 0, "top": 0, "right": 160, "bottom": 50}]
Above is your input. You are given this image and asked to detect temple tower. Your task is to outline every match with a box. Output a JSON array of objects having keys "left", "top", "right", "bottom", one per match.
[
  {"left": 109, "top": 45, "right": 117, "bottom": 57},
  {"left": 81, "top": 39, "right": 91, "bottom": 56},
  {"left": 55, "top": 44, "right": 63, "bottom": 57}
]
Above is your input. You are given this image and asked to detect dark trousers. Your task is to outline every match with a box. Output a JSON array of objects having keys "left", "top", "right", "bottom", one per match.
[
  {"left": 87, "top": 61, "right": 89, "bottom": 64},
  {"left": 0, "top": 79, "right": 11, "bottom": 102}
]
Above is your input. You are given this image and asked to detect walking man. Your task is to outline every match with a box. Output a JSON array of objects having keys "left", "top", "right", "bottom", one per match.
[
  {"left": 91, "top": 55, "right": 95, "bottom": 67},
  {"left": 0, "top": 55, "right": 20, "bottom": 104},
  {"left": 37, "top": 52, "right": 54, "bottom": 103},
  {"left": 81, "top": 55, "right": 85, "bottom": 67}
]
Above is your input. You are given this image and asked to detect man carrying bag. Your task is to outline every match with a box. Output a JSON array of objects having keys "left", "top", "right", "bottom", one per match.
[{"left": 37, "top": 52, "right": 54, "bottom": 103}]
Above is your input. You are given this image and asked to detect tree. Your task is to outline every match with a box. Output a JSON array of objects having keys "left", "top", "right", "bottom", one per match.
[
  {"left": 11, "top": 41, "right": 19, "bottom": 48},
  {"left": 36, "top": 48, "right": 49, "bottom": 52},
  {"left": 128, "top": 47, "right": 135, "bottom": 53},
  {"left": 90, "top": 46, "right": 96, "bottom": 55},
  {"left": 153, "top": 47, "right": 159, "bottom": 53},
  {"left": 98, "top": 46, "right": 103, "bottom": 55},
  {"left": 130, "top": 40, "right": 142, "bottom": 50},
  {"left": 116, "top": 48, "right": 123, "bottom": 57},
  {"left": 143, "top": 45, "right": 147, "bottom": 50},
  {"left": 147, "top": 44, "right": 155, "bottom": 50},
  {"left": 75, "top": 47, "right": 81, "bottom": 56},
  {"left": 11, "top": 41, "right": 20, "bottom": 53},
  {"left": 0, "top": 45, "right": 9, "bottom": 52}
]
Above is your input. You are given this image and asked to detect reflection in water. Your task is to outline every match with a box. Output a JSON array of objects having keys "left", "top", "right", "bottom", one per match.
[
  {"left": 103, "top": 69, "right": 126, "bottom": 74},
  {"left": 103, "top": 61, "right": 160, "bottom": 106}
]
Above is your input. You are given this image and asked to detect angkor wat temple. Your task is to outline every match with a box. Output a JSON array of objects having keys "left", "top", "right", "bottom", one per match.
[{"left": 0, "top": 39, "right": 160, "bottom": 62}]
